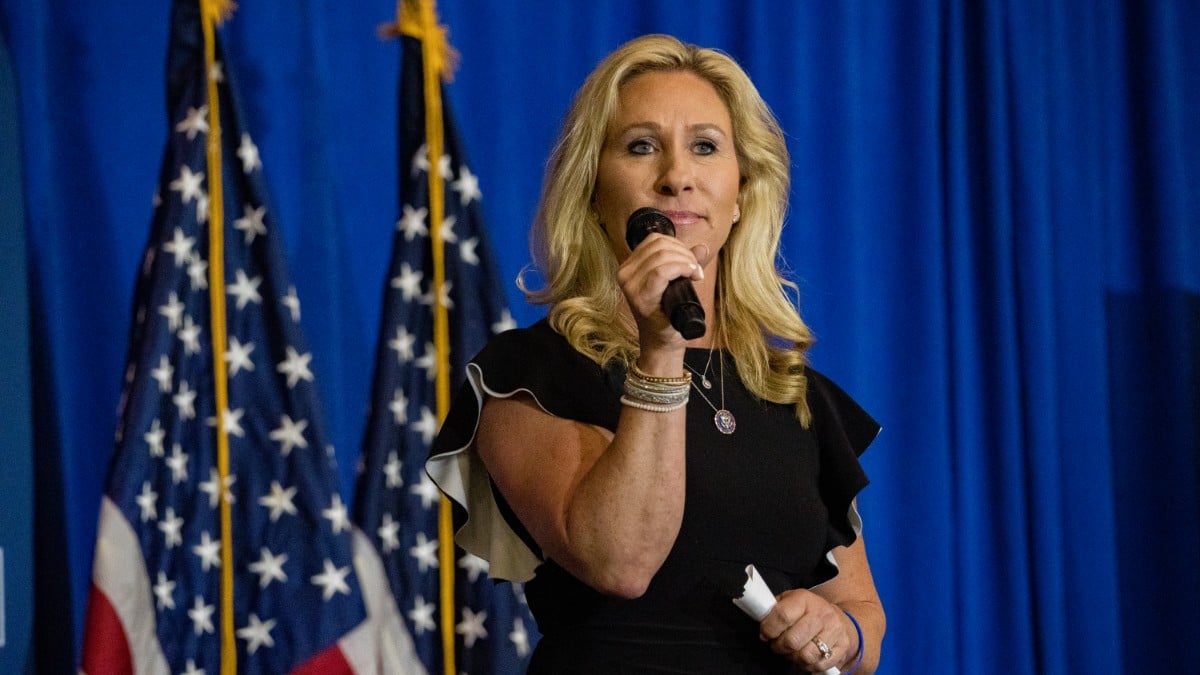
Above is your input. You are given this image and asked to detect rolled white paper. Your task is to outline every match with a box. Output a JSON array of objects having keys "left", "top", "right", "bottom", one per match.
[
  {"left": 733, "top": 564, "right": 840, "bottom": 675},
  {"left": 732, "top": 563, "right": 776, "bottom": 621}
]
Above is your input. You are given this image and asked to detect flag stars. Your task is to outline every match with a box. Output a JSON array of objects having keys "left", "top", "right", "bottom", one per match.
[
  {"left": 397, "top": 204, "right": 428, "bottom": 241},
  {"left": 225, "top": 337, "right": 255, "bottom": 376},
  {"left": 452, "top": 165, "right": 482, "bottom": 206},
  {"left": 175, "top": 105, "right": 209, "bottom": 140},
  {"left": 282, "top": 286, "right": 301, "bottom": 322},
  {"left": 234, "top": 204, "right": 268, "bottom": 244},
  {"left": 199, "top": 468, "right": 236, "bottom": 509},
  {"left": 390, "top": 263, "right": 424, "bottom": 302},
  {"left": 259, "top": 481, "right": 299, "bottom": 522},
  {"left": 159, "top": 292, "right": 186, "bottom": 331},
  {"left": 269, "top": 414, "right": 309, "bottom": 456},
  {"left": 510, "top": 617, "right": 531, "bottom": 657},
  {"left": 186, "top": 255, "right": 209, "bottom": 291},
  {"left": 163, "top": 227, "right": 197, "bottom": 267},
  {"left": 492, "top": 310, "right": 517, "bottom": 334},
  {"left": 144, "top": 418, "right": 166, "bottom": 457},
  {"left": 456, "top": 607, "right": 489, "bottom": 648},
  {"left": 192, "top": 531, "right": 222, "bottom": 572},
  {"left": 178, "top": 315, "right": 202, "bottom": 355},
  {"left": 237, "top": 614, "right": 277, "bottom": 655},
  {"left": 153, "top": 571, "right": 177, "bottom": 610},
  {"left": 237, "top": 133, "right": 262, "bottom": 173},
  {"left": 438, "top": 215, "right": 458, "bottom": 244},
  {"left": 248, "top": 548, "right": 288, "bottom": 589},
  {"left": 322, "top": 494, "right": 350, "bottom": 534},
  {"left": 458, "top": 552, "right": 489, "bottom": 584},
  {"left": 413, "top": 406, "right": 438, "bottom": 446},
  {"left": 311, "top": 559, "right": 352, "bottom": 601},
  {"left": 277, "top": 347, "right": 314, "bottom": 388},
  {"left": 388, "top": 326, "right": 417, "bottom": 363},
  {"left": 208, "top": 407, "right": 246, "bottom": 438},
  {"left": 388, "top": 388, "right": 409, "bottom": 425},
  {"left": 169, "top": 166, "right": 206, "bottom": 205},
  {"left": 377, "top": 513, "right": 401, "bottom": 553},
  {"left": 420, "top": 281, "right": 454, "bottom": 310},
  {"left": 410, "top": 143, "right": 452, "bottom": 179},
  {"left": 159, "top": 507, "right": 184, "bottom": 548},
  {"left": 459, "top": 237, "right": 480, "bottom": 265},
  {"left": 166, "top": 443, "right": 190, "bottom": 484},
  {"left": 383, "top": 451, "right": 403, "bottom": 489},
  {"left": 188, "top": 596, "right": 216, "bottom": 636},
  {"left": 227, "top": 269, "right": 264, "bottom": 310},
  {"left": 196, "top": 192, "right": 211, "bottom": 224},
  {"left": 135, "top": 481, "right": 158, "bottom": 522},
  {"left": 410, "top": 532, "right": 439, "bottom": 573},
  {"left": 174, "top": 380, "right": 198, "bottom": 420},
  {"left": 411, "top": 471, "right": 441, "bottom": 510},
  {"left": 414, "top": 343, "right": 438, "bottom": 380},
  {"left": 408, "top": 596, "right": 436, "bottom": 635}
]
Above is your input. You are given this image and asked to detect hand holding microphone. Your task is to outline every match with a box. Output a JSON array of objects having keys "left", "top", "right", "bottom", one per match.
[{"left": 624, "top": 207, "right": 707, "bottom": 340}]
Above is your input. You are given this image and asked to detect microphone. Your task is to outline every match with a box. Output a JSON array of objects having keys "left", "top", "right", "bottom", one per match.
[{"left": 624, "top": 207, "right": 707, "bottom": 340}]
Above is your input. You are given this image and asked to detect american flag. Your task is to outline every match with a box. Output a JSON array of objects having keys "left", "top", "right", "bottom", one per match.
[
  {"left": 80, "top": 1, "right": 403, "bottom": 672},
  {"left": 353, "top": 19, "right": 539, "bottom": 675}
]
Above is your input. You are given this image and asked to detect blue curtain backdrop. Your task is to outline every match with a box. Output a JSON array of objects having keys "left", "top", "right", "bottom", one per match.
[
  {"left": 0, "top": 22, "right": 34, "bottom": 675},
  {"left": 1, "top": 2, "right": 1196, "bottom": 673}
]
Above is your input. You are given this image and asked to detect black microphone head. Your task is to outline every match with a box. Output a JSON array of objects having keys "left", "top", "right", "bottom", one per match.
[{"left": 625, "top": 207, "right": 676, "bottom": 250}]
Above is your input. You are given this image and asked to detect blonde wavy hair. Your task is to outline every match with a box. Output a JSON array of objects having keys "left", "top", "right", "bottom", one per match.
[{"left": 520, "top": 34, "right": 815, "bottom": 425}]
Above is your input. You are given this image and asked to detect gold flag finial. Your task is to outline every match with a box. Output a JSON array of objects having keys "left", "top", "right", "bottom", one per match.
[
  {"left": 379, "top": 0, "right": 460, "bottom": 81},
  {"left": 199, "top": 0, "right": 236, "bottom": 26}
]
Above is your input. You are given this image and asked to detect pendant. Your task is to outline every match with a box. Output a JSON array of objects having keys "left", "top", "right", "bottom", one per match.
[
  {"left": 701, "top": 376, "right": 712, "bottom": 390},
  {"left": 714, "top": 409, "right": 736, "bottom": 435}
]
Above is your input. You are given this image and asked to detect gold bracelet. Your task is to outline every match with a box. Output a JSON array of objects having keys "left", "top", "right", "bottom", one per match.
[{"left": 628, "top": 361, "right": 691, "bottom": 386}]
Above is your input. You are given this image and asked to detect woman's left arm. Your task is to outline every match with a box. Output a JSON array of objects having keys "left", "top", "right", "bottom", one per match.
[{"left": 759, "top": 507, "right": 886, "bottom": 673}]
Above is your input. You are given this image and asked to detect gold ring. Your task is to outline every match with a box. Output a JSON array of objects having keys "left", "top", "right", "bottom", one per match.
[{"left": 811, "top": 637, "right": 833, "bottom": 661}]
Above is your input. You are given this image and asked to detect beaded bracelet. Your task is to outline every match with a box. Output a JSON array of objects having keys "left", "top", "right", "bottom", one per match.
[
  {"left": 627, "top": 361, "right": 691, "bottom": 386},
  {"left": 841, "top": 610, "right": 864, "bottom": 675}
]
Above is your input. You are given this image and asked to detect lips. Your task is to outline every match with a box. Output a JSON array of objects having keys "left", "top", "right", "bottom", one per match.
[{"left": 660, "top": 210, "right": 703, "bottom": 226}]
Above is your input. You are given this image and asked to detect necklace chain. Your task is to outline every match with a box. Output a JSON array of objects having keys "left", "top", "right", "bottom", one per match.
[{"left": 683, "top": 350, "right": 737, "bottom": 434}]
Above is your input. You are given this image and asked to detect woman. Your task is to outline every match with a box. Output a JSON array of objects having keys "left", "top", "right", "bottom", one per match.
[{"left": 428, "top": 34, "right": 884, "bottom": 673}]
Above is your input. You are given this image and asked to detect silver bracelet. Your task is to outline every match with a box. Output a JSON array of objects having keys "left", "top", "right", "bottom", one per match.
[{"left": 619, "top": 394, "right": 688, "bottom": 412}]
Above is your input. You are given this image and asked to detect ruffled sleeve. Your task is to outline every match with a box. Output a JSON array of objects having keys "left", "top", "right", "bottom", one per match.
[
  {"left": 806, "top": 368, "right": 881, "bottom": 564},
  {"left": 425, "top": 320, "right": 622, "bottom": 582}
]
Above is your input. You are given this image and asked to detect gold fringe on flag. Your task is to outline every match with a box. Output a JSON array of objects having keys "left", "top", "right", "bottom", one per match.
[
  {"left": 198, "top": 0, "right": 236, "bottom": 672},
  {"left": 380, "top": 0, "right": 460, "bottom": 81}
]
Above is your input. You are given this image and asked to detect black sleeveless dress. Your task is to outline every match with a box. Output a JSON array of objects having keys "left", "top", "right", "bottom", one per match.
[{"left": 429, "top": 319, "right": 879, "bottom": 674}]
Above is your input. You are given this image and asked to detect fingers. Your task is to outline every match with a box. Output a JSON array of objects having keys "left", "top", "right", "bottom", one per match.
[
  {"left": 759, "top": 590, "right": 850, "bottom": 671},
  {"left": 617, "top": 233, "right": 705, "bottom": 339}
]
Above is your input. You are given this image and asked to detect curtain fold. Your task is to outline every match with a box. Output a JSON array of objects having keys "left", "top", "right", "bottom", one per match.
[{"left": 2, "top": 1, "right": 1196, "bottom": 672}]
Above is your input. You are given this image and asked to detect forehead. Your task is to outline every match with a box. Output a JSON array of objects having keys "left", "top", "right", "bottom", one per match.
[{"left": 610, "top": 70, "right": 732, "bottom": 128}]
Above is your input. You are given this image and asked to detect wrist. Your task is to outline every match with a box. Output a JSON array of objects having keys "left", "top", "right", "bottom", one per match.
[{"left": 840, "top": 609, "right": 865, "bottom": 674}]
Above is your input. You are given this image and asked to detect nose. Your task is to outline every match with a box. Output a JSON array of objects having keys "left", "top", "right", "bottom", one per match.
[{"left": 654, "top": 148, "right": 693, "bottom": 196}]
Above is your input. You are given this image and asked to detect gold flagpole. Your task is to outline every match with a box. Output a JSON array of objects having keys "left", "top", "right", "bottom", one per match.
[
  {"left": 393, "top": 1, "right": 458, "bottom": 673},
  {"left": 198, "top": 1, "right": 237, "bottom": 673}
]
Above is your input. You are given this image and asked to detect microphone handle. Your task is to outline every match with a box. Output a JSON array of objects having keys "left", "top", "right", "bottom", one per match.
[{"left": 663, "top": 276, "right": 706, "bottom": 340}]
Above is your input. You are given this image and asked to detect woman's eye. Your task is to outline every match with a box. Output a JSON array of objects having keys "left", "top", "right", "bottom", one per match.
[
  {"left": 694, "top": 139, "right": 718, "bottom": 155},
  {"left": 628, "top": 139, "right": 655, "bottom": 155}
]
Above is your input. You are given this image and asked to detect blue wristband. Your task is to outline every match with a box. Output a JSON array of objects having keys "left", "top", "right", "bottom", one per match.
[{"left": 842, "top": 610, "right": 864, "bottom": 675}]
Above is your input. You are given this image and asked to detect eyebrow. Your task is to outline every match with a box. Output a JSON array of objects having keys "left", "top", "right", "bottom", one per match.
[{"left": 612, "top": 121, "right": 729, "bottom": 138}]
